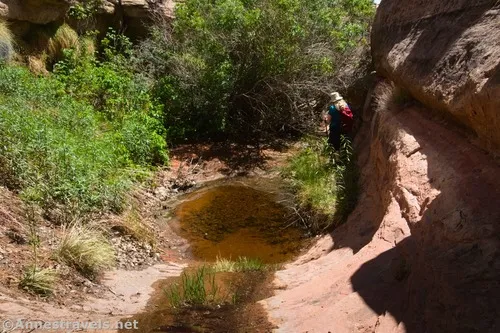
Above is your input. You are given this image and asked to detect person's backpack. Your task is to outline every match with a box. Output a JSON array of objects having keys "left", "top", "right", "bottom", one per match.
[{"left": 339, "top": 105, "right": 354, "bottom": 133}]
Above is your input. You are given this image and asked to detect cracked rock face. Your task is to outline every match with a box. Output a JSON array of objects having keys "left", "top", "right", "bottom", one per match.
[{"left": 372, "top": 0, "right": 500, "bottom": 154}]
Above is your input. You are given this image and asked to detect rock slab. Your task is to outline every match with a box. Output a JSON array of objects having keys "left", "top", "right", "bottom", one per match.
[{"left": 372, "top": 0, "right": 500, "bottom": 154}]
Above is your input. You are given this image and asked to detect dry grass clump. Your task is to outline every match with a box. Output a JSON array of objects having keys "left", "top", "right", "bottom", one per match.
[
  {"left": 47, "top": 24, "right": 79, "bottom": 62},
  {"left": 120, "top": 208, "right": 156, "bottom": 246},
  {"left": 19, "top": 266, "right": 57, "bottom": 295},
  {"left": 0, "top": 20, "right": 14, "bottom": 61},
  {"left": 79, "top": 35, "right": 96, "bottom": 57},
  {"left": 27, "top": 55, "right": 49, "bottom": 76},
  {"left": 55, "top": 224, "right": 115, "bottom": 279}
]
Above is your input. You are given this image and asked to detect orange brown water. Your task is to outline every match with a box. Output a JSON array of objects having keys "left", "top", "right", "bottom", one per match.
[
  {"left": 121, "top": 181, "right": 307, "bottom": 332},
  {"left": 174, "top": 184, "right": 305, "bottom": 263}
]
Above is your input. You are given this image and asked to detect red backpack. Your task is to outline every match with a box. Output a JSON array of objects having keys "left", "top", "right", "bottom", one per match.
[{"left": 339, "top": 105, "right": 354, "bottom": 133}]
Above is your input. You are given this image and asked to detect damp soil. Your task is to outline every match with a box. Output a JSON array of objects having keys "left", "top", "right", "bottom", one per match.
[{"left": 123, "top": 177, "right": 308, "bottom": 333}]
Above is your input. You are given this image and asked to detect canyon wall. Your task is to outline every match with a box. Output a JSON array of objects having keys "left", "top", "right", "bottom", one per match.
[
  {"left": 372, "top": 0, "right": 500, "bottom": 155},
  {"left": 264, "top": 81, "right": 500, "bottom": 333},
  {"left": 265, "top": 1, "right": 500, "bottom": 331}
]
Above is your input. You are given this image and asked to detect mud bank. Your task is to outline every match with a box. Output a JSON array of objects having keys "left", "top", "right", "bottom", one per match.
[{"left": 263, "top": 84, "right": 500, "bottom": 333}]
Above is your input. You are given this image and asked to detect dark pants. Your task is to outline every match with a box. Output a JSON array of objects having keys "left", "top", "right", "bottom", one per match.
[{"left": 328, "top": 129, "right": 341, "bottom": 150}]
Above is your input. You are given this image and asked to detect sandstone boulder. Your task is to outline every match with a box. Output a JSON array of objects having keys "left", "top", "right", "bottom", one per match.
[
  {"left": 0, "top": 0, "right": 72, "bottom": 24},
  {"left": 372, "top": 0, "right": 500, "bottom": 154},
  {"left": 100, "top": 0, "right": 175, "bottom": 18},
  {"left": 0, "top": 1, "right": 175, "bottom": 34}
]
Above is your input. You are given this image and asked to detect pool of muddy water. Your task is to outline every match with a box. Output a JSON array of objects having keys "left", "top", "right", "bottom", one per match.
[
  {"left": 123, "top": 177, "right": 308, "bottom": 332},
  {"left": 172, "top": 178, "right": 306, "bottom": 263}
]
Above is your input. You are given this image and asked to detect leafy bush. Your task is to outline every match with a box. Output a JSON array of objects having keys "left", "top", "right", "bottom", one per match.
[
  {"left": 54, "top": 31, "right": 168, "bottom": 166},
  {"left": 68, "top": 0, "right": 101, "bottom": 20},
  {"left": 0, "top": 65, "right": 136, "bottom": 218},
  {"left": 137, "top": 0, "right": 375, "bottom": 141},
  {"left": 332, "top": 136, "right": 359, "bottom": 223},
  {"left": 0, "top": 26, "right": 169, "bottom": 220}
]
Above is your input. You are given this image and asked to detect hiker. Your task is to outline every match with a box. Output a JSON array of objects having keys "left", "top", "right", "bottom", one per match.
[{"left": 323, "top": 92, "right": 354, "bottom": 150}]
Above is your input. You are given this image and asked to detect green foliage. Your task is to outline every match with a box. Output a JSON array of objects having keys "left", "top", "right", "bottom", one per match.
[
  {"left": 54, "top": 31, "right": 168, "bottom": 166},
  {"left": 56, "top": 224, "right": 116, "bottom": 279},
  {"left": 284, "top": 138, "right": 337, "bottom": 217},
  {"left": 68, "top": 0, "right": 101, "bottom": 20},
  {"left": 166, "top": 266, "right": 220, "bottom": 308},
  {"left": 0, "top": 64, "right": 147, "bottom": 219},
  {"left": 284, "top": 135, "right": 359, "bottom": 232},
  {"left": 101, "top": 28, "right": 134, "bottom": 62},
  {"left": 0, "top": 26, "right": 169, "bottom": 220},
  {"left": 138, "top": 0, "right": 375, "bottom": 141},
  {"left": 332, "top": 136, "right": 359, "bottom": 223}
]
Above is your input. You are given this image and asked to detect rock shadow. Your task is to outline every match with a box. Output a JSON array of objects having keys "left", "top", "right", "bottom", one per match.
[{"left": 350, "top": 103, "right": 500, "bottom": 332}]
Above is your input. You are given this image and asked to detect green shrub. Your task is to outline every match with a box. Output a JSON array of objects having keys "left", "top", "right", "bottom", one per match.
[
  {"left": 0, "top": 65, "right": 139, "bottom": 218},
  {"left": 137, "top": 0, "right": 375, "bottom": 141},
  {"left": 68, "top": 0, "right": 101, "bottom": 20},
  {"left": 284, "top": 138, "right": 337, "bottom": 217},
  {"left": 54, "top": 31, "right": 168, "bottom": 166},
  {"left": 331, "top": 136, "right": 359, "bottom": 223}
]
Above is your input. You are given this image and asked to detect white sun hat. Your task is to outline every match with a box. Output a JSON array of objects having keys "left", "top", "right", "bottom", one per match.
[{"left": 330, "top": 92, "right": 343, "bottom": 103}]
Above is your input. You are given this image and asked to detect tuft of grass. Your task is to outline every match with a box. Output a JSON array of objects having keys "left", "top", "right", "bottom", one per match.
[
  {"left": 166, "top": 266, "right": 220, "bottom": 308},
  {"left": 55, "top": 224, "right": 115, "bottom": 279},
  {"left": 0, "top": 20, "right": 14, "bottom": 62},
  {"left": 79, "top": 36, "right": 96, "bottom": 57},
  {"left": 47, "top": 24, "right": 79, "bottom": 63},
  {"left": 121, "top": 208, "right": 156, "bottom": 246},
  {"left": 19, "top": 266, "right": 57, "bottom": 295},
  {"left": 212, "top": 256, "right": 264, "bottom": 273},
  {"left": 27, "top": 54, "right": 48, "bottom": 76},
  {"left": 283, "top": 138, "right": 337, "bottom": 216},
  {"left": 283, "top": 136, "right": 359, "bottom": 232}
]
